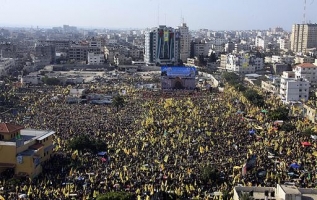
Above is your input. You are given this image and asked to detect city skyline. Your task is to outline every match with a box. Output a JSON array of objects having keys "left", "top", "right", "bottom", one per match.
[{"left": 0, "top": 0, "right": 316, "bottom": 30}]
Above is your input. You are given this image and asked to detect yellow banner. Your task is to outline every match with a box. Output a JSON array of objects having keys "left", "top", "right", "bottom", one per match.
[{"left": 164, "top": 31, "right": 169, "bottom": 42}]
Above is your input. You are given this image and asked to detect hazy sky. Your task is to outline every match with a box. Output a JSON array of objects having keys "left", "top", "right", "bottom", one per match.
[{"left": 0, "top": 0, "right": 316, "bottom": 30}]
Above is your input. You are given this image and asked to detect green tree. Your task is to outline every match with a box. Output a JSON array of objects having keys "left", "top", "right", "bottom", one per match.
[
  {"left": 69, "top": 135, "right": 107, "bottom": 154},
  {"left": 243, "top": 89, "right": 264, "bottom": 107},
  {"left": 280, "top": 122, "right": 295, "bottom": 132},
  {"left": 222, "top": 72, "right": 240, "bottom": 86},
  {"left": 268, "top": 107, "right": 289, "bottom": 121},
  {"left": 112, "top": 95, "right": 125, "bottom": 112},
  {"left": 303, "top": 128, "right": 315, "bottom": 136},
  {"left": 97, "top": 192, "right": 132, "bottom": 200},
  {"left": 200, "top": 165, "right": 219, "bottom": 184},
  {"left": 42, "top": 76, "right": 60, "bottom": 85}
]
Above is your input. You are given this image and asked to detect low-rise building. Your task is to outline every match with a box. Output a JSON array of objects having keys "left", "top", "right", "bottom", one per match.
[
  {"left": 0, "top": 57, "right": 15, "bottom": 76},
  {"left": 294, "top": 63, "right": 317, "bottom": 85},
  {"left": 234, "top": 184, "right": 317, "bottom": 200},
  {"left": 273, "top": 63, "right": 291, "bottom": 75},
  {"left": 295, "top": 56, "right": 315, "bottom": 64},
  {"left": 87, "top": 52, "right": 105, "bottom": 65},
  {"left": 261, "top": 77, "right": 281, "bottom": 94},
  {"left": 223, "top": 53, "right": 263, "bottom": 74},
  {"left": 280, "top": 71, "right": 310, "bottom": 102},
  {"left": 0, "top": 123, "right": 55, "bottom": 178},
  {"left": 303, "top": 103, "right": 317, "bottom": 123}
]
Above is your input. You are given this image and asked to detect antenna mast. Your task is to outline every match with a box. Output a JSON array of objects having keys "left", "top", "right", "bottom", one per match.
[
  {"left": 157, "top": 3, "right": 160, "bottom": 26},
  {"left": 303, "top": 0, "right": 307, "bottom": 24}
]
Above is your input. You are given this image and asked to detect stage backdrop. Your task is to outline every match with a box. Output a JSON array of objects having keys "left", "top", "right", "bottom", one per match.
[{"left": 161, "top": 66, "right": 196, "bottom": 90}]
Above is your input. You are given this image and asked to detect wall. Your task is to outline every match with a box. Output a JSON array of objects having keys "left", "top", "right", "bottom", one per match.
[{"left": 0, "top": 145, "right": 16, "bottom": 164}]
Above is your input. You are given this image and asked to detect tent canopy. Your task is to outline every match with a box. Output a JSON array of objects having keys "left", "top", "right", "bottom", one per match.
[
  {"left": 301, "top": 142, "right": 311, "bottom": 146},
  {"left": 97, "top": 151, "right": 107, "bottom": 156}
]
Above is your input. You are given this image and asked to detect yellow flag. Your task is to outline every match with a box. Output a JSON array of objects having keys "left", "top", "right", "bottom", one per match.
[{"left": 164, "top": 155, "right": 169, "bottom": 163}]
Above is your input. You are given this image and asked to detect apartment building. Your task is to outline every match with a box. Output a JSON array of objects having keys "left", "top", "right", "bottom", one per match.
[
  {"left": 68, "top": 45, "right": 102, "bottom": 62},
  {"left": 38, "top": 40, "right": 70, "bottom": 50},
  {"left": 0, "top": 57, "right": 15, "bottom": 76},
  {"left": 291, "top": 23, "right": 317, "bottom": 53},
  {"left": 0, "top": 123, "right": 55, "bottom": 178},
  {"left": 234, "top": 184, "right": 317, "bottom": 200},
  {"left": 279, "top": 38, "right": 291, "bottom": 50},
  {"left": 87, "top": 52, "right": 105, "bottom": 65},
  {"left": 223, "top": 53, "right": 263, "bottom": 74},
  {"left": 261, "top": 77, "right": 281, "bottom": 94},
  {"left": 255, "top": 36, "right": 269, "bottom": 49},
  {"left": 177, "top": 23, "right": 191, "bottom": 62},
  {"left": 280, "top": 71, "right": 310, "bottom": 102},
  {"left": 294, "top": 63, "right": 317, "bottom": 85},
  {"left": 144, "top": 25, "right": 180, "bottom": 66},
  {"left": 294, "top": 56, "right": 315, "bottom": 64},
  {"left": 35, "top": 44, "right": 56, "bottom": 64}
]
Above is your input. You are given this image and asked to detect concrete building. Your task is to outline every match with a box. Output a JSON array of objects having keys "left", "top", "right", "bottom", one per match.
[
  {"left": 294, "top": 63, "right": 317, "bottom": 85},
  {"left": 35, "top": 44, "right": 56, "bottom": 64},
  {"left": 0, "top": 123, "right": 55, "bottom": 178},
  {"left": 68, "top": 45, "right": 102, "bottom": 62},
  {"left": 261, "top": 76, "right": 281, "bottom": 94},
  {"left": 225, "top": 42, "right": 235, "bottom": 53},
  {"left": 279, "top": 38, "right": 291, "bottom": 50},
  {"left": 177, "top": 23, "right": 191, "bottom": 62},
  {"left": 303, "top": 103, "right": 317, "bottom": 123},
  {"left": 234, "top": 184, "right": 317, "bottom": 200},
  {"left": 38, "top": 40, "right": 70, "bottom": 50},
  {"left": 273, "top": 63, "right": 292, "bottom": 75},
  {"left": 224, "top": 53, "right": 264, "bottom": 74},
  {"left": 0, "top": 57, "right": 15, "bottom": 76},
  {"left": 294, "top": 56, "right": 315, "bottom": 64},
  {"left": 87, "top": 52, "right": 105, "bottom": 65},
  {"left": 193, "top": 43, "right": 206, "bottom": 57},
  {"left": 234, "top": 185, "right": 276, "bottom": 200},
  {"left": 144, "top": 25, "right": 180, "bottom": 66},
  {"left": 89, "top": 40, "right": 102, "bottom": 48},
  {"left": 255, "top": 36, "right": 269, "bottom": 49},
  {"left": 280, "top": 71, "right": 310, "bottom": 102},
  {"left": 20, "top": 75, "right": 42, "bottom": 85},
  {"left": 291, "top": 24, "right": 317, "bottom": 53}
]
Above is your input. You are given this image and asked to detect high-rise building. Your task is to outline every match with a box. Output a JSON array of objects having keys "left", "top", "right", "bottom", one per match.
[
  {"left": 291, "top": 24, "right": 317, "bottom": 53},
  {"left": 177, "top": 23, "right": 190, "bottom": 63},
  {"left": 144, "top": 25, "right": 180, "bottom": 66}
]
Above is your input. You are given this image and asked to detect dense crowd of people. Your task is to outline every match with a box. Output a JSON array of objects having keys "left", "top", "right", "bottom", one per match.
[{"left": 0, "top": 80, "right": 317, "bottom": 200}]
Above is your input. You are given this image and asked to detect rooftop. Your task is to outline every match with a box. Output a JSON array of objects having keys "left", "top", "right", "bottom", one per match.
[
  {"left": 280, "top": 185, "right": 301, "bottom": 195},
  {"left": 7, "top": 129, "right": 55, "bottom": 143},
  {"left": 297, "top": 63, "right": 316, "bottom": 68},
  {"left": 0, "top": 123, "right": 24, "bottom": 134}
]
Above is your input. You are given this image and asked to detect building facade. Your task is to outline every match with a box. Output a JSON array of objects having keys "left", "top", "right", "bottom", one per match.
[
  {"left": 280, "top": 71, "right": 310, "bottom": 102},
  {"left": 87, "top": 52, "right": 105, "bottom": 65},
  {"left": 0, "top": 123, "right": 55, "bottom": 178},
  {"left": 291, "top": 23, "right": 317, "bottom": 53},
  {"left": 177, "top": 23, "right": 190, "bottom": 63},
  {"left": 144, "top": 25, "right": 180, "bottom": 66},
  {"left": 294, "top": 63, "right": 317, "bottom": 85},
  {"left": 68, "top": 45, "right": 102, "bottom": 62},
  {"left": 224, "top": 53, "right": 263, "bottom": 74},
  {"left": 0, "top": 57, "right": 15, "bottom": 76}
]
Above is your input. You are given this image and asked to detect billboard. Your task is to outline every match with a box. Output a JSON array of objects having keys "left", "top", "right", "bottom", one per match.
[{"left": 161, "top": 66, "right": 196, "bottom": 90}]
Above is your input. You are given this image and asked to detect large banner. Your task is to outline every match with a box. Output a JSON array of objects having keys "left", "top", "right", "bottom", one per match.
[{"left": 161, "top": 66, "right": 196, "bottom": 90}]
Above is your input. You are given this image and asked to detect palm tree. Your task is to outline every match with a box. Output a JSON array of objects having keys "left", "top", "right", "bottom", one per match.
[
  {"left": 240, "top": 192, "right": 254, "bottom": 200},
  {"left": 112, "top": 95, "right": 125, "bottom": 113}
]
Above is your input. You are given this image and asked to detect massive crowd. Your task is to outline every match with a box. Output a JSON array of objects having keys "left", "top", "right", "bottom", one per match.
[{"left": 0, "top": 80, "right": 317, "bottom": 200}]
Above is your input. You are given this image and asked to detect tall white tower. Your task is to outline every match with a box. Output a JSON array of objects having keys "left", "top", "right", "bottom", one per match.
[{"left": 177, "top": 23, "right": 191, "bottom": 63}]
